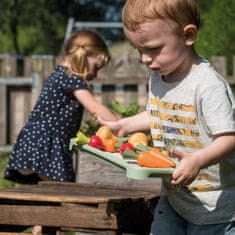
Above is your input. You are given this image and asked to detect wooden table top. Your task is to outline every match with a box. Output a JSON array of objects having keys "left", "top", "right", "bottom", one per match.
[{"left": 0, "top": 181, "right": 160, "bottom": 204}]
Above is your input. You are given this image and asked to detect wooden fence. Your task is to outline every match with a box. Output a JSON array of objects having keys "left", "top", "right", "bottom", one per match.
[{"left": 0, "top": 54, "right": 235, "bottom": 147}]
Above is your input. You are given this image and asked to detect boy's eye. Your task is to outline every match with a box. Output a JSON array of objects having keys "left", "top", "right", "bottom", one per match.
[{"left": 148, "top": 46, "right": 162, "bottom": 51}]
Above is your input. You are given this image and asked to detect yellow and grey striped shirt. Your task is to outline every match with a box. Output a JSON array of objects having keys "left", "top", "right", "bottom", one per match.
[{"left": 147, "top": 60, "right": 235, "bottom": 224}]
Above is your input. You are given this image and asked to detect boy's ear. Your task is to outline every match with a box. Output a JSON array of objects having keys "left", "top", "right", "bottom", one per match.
[{"left": 183, "top": 24, "right": 197, "bottom": 46}]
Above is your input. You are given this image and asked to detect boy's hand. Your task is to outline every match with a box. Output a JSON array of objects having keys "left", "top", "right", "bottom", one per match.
[{"left": 171, "top": 149, "right": 201, "bottom": 186}]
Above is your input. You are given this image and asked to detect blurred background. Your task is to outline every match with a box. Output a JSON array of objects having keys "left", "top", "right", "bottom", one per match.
[{"left": 0, "top": 0, "right": 234, "bottom": 63}]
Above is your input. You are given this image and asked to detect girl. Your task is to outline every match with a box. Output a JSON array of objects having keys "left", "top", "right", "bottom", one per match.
[{"left": 4, "top": 30, "right": 118, "bottom": 185}]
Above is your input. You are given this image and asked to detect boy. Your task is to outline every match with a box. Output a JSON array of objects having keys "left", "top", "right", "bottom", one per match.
[{"left": 98, "top": 0, "right": 235, "bottom": 234}]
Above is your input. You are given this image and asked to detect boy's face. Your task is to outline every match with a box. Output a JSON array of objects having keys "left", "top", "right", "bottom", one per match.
[{"left": 124, "top": 19, "right": 193, "bottom": 81}]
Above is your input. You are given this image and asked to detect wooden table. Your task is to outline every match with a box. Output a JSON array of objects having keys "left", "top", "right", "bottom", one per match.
[{"left": 0, "top": 181, "right": 159, "bottom": 235}]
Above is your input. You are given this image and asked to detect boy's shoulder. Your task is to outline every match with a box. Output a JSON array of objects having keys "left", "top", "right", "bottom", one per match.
[
  {"left": 191, "top": 59, "right": 227, "bottom": 88},
  {"left": 150, "top": 60, "right": 226, "bottom": 88}
]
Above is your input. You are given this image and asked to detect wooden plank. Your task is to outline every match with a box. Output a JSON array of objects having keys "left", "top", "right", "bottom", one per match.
[
  {"left": 76, "top": 151, "right": 161, "bottom": 191},
  {"left": 0, "top": 85, "right": 7, "bottom": 145},
  {"left": 92, "top": 76, "right": 148, "bottom": 85},
  {"left": 39, "top": 181, "right": 159, "bottom": 194},
  {"left": 211, "top": 56, "right": 226, "bottom": 77},
  {"left": 30, "top": 58, "right": 45, "bottom": 109},
  {"left": 42, "top": 57, "right": 55, "bottom": 81},
  {"left": 31, "top": 73, "right": 43, "bottom": 110},
  {"left": 137, "top": 83, "right": 148, "bottom": 110},
  {"left": 101, "top": 85, "right": 115, "bottom": 106},
  {"left": 0, "top": 204, "right": 116, "bottom": 229},
  {"left": 232, "top": 56, "right": 235, "bottom": 84},
  {"left": 62, "top": 228, "right": 117, "bottom": 235},
  {"left": 0, "top": 183, "right": 158, "bottom": 203},
  {"left": 9, "top": 87, "right": 30, "bottom": 143},
  {"left": 0, "top": 56, "right": 17, "bottom": 145},
  {"left": 0, "top": 233, "right": 31, "bottom": 235},
  {"left": 0, "top": 191, "right": 109, "bottom": 203},
  {"left": 123, "top": 85, "right": 137, "bottom": 106},
  {"left": 0, "top": 145, "right": 12, "bottom": 153}
]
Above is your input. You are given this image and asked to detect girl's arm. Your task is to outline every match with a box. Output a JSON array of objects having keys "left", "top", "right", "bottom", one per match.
[
  {"left": 171, "top": 133, "right": 235, "bottom": 185},
  {"left": 97, "top": 111, "right": 150, "bottom": 137},
  {"left": 73, "top": 89, "right": 118, "bottom": 121}
]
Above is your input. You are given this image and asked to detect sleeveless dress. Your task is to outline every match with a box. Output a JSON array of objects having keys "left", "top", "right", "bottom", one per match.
[{"left": 4, "top": 65, "right": 89, "bottom": 184}]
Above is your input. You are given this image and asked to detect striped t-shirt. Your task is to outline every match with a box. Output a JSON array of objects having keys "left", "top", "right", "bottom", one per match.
[{"left": 147, "top": 59, "right": 235, "bottom": 224}]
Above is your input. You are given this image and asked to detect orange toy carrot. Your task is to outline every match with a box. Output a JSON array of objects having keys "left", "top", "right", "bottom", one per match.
[
  {"left": 148, "top": 148, "right": 176, "bottom": 168},
  {"left": 137, "top": 151, "right": 175, "bottom": 168}
]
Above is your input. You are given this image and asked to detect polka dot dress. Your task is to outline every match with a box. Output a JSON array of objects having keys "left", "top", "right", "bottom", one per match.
[{"left": 4, "top": 65, "right": 89, "bottom": 184}]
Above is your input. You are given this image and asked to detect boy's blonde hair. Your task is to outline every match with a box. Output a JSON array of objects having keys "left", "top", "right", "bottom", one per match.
[
  {"left": 122, "top": 0, "right": 200, "bottom": 33},
  {"left": 62, "top": 30, "right": 110, "bottom": 79}
]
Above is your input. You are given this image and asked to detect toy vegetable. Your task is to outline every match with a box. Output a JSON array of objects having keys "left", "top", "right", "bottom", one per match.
[
  {"left": 75, "top": 131, "right": 90, "bottom": 145},
  {"left": 128, "top": 132, "right": 148, "bottom": 147},
  {"left": 102, "top": 138, "right": 117, "bottom": 153},
  {"left": 137, "top": 150, "right": 176, "bottom": 168},
  {"left": 88, "top": 136, "right": 104, "bottom": 150},
  {"left": 96, "top": 126, "right": 117, "bottom": 153},
  {"left": 119, "top": 142, "right": 135, "bottom": 155},
  {"left": 147, "top": 148, "right": 176, "bottom": 167},
  {"left": 96, "top": 126, "right": 116, "bottom": 141}
]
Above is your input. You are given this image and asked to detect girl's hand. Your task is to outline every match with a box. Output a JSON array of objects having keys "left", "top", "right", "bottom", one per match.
[
  {"left": 171, "top": 149, "right": 201, "bottom": 186},
  {"left": 96, "top": 116, "right": 126, "bottom": 137}
]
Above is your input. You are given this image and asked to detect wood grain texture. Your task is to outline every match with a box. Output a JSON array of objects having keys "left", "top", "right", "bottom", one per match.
[
  {"left": 0, "top": 182, "right": 158, "bottom": 232},
  {"left": 75, "top": 151, "right": 162, "bottom": 191}
]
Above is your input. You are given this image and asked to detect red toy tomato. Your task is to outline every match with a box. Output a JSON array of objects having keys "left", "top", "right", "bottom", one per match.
[
  {"left": 88, "top": 136, "right": 104, "bottom": 150},
  {"left": 120, "top": 142, "right": 135, "bottom": 155}
]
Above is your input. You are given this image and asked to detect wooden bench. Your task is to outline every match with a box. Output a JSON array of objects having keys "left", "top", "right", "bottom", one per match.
[{"left": 0, "top": 181, "right": 160, "bottom": 235}]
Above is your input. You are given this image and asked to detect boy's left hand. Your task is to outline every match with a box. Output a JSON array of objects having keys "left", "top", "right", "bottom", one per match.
[{"left": 171, "top": 149, "right": 201, "bottom": 186}]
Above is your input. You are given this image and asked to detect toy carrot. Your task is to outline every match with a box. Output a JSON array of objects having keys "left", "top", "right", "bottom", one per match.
[
  {"left": 147, "top": 148, "right": 176, "bottom": 167},
  {"left": 137, "top": 151, "right": 175, "bottom": 168},
  {"left": 135, "top": 143, "right": 176, "bottom": 167}
]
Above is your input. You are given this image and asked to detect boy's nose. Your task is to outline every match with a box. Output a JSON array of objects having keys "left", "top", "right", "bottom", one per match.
[{"left": 141, "top": 54, "right": 152, "bottom": 65}]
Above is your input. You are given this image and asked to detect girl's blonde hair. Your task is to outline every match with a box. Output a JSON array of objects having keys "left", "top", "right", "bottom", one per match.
[
  {"left": 62, "top": 30, "right": 110, "bottom": 79},
  {"left": 122, "top": 0, "right": 200, "bottom": 33}
]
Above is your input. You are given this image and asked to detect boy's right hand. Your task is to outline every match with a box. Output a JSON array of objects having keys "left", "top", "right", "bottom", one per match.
[{"left": 171, "top": 149, "right": 201, "bottom": 186}]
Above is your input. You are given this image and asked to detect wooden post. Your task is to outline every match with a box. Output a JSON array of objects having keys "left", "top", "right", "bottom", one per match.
[
  {"left": 7, "top": 55, "right": 32, "bottom": 144},
  {"left": 232, "top": 56, "right": 235, "bottom": 84},
  {"left": 101, "top": 85, "right": 116, "bottom": 106},
  {"left": 42, "top": 56, "right": 55, "bottom": 82},
  {"left": 0, "top": 55, "right": 17, "bottom": 145},
  {"left": 31, "top": 73, "right": 43, "bottom": 110},
  {"left": 123, "top": 84, "right": 137, "bottom": 106},
  {"left": 211, "top": 56, "right": 226, "bottom": 77},
  {"left": 9, "top": 84, "right": 31, "bottom": 144},
  {"left": 24, "top": 56, "right": 54, "bottom": 109},
  {"left": 137, "top": 83, "right": 148, "bottom": 111}
]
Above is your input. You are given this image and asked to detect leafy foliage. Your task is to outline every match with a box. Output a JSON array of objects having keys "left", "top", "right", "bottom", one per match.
[
  {"left": 108, "top": 100, "right": 139, "bottom": 117},
  {"left": 0, "top": 0, "right": 235, "bottom": 60},
  {"left": 80, "top": 99, "right": 140, "bottom": 136},
  {"left": 80, "top": 119, "right": 100, "bottom": 136},
  {"left": 195, "top": 0, "right": 235, "bottom": 74},
  {"left": 0, "top": 0, "right": 125, "bottom": 55}
]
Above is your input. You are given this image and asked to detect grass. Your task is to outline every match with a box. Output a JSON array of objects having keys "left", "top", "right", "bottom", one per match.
[{"left": 0, "top": 153, "right": 21, "bottom": 189}]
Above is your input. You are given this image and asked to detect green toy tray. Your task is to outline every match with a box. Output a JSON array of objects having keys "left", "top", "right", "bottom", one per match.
[{"left": 80, "top": 144, "right": 175, "bottom": 180}]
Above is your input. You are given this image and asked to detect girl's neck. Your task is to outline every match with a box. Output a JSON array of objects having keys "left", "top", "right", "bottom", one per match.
[{"left": 59, "top": 57, "right": 70, "bottom": 70}]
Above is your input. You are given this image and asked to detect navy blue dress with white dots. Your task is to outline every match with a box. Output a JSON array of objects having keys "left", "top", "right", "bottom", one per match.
[{"left": 4, "top": 65, "right": 89, "bottom": 184}]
